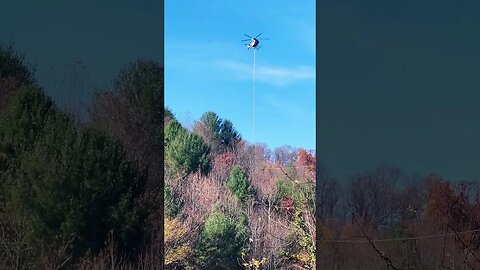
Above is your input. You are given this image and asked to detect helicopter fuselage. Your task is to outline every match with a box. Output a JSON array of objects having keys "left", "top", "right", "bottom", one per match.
[{"left": 247, "top": 38, "right": 259, "bottom": 49}]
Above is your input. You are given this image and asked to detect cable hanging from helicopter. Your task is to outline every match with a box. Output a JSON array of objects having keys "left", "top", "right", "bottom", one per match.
[
  {"left": 241, "top": 33, "right": 269, "bottom": 148},
  {"left": 241, "top": 33, "right": 269, "bottom": 146},
  {"left": 242, "top": 33, "right": 269, "bottom": 185}
]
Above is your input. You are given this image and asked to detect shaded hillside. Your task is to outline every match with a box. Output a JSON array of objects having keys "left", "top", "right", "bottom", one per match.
[{"left": 0, "top": 44, "right": 164, "bottom": 270}]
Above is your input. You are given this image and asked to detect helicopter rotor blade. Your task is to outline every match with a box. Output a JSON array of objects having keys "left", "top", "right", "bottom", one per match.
[
  {"left": 241, "top": 39, "right": 250, "bottom": 41},
  {"left": 255, "top": 33, "right": 262, "bottom": 38},
  {"left": 244, "top": 34, "right": 252, "bottom": 38}
]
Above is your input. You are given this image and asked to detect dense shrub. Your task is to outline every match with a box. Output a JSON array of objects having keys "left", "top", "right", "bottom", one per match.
[
  {"left": 164, "top": 184, "right": 183, "bottom": 218},
  {"left": 195, "top": 210, "right": 249, "bottom": 269},
  {"left": 275, "top": 180, "right": 315, "bottom": 209}
]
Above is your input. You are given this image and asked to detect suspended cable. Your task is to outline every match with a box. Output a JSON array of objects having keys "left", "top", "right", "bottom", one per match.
[
  {"left": 253, "top": 48, "right": 256, "bottom": 147},
  {"left": 320, "top": 229, "right": 480, "bottom": 243}
]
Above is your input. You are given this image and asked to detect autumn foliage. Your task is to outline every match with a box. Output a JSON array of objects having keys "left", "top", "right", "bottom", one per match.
[{"left": 164, "top": 111, "right": 316, "bottom": 269}]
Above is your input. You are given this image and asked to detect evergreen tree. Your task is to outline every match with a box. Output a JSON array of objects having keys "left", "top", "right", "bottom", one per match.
[
  {"left": 227, "top": 166, "right": 254, "bottom": 202},
  {"left": 196, "top": 210, "right": 249, "bottom": 269},
  {"left": 165, "top": 120, "right": 210, "bottom": 175},
  {"left": 195, "top": 111, "right": 241, "bottom": 154},
  {"left": 0, "top": 86, "right": 146, "bottom": 265}
]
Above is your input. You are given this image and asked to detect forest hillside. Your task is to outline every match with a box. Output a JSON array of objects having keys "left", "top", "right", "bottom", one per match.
[
  {"left": 164, "top": 110, "right": 316, "bottom": 269},
  {"left": 0, "top": 44, "right": 164, "bottom": 269}
]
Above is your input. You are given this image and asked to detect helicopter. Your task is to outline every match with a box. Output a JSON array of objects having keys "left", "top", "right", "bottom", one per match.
[{"left": 242, "top": 33, "right": 268, "bottom": 50}]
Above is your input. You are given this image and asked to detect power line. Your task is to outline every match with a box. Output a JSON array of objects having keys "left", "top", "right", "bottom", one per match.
[
  {"left": 260, "top": 165, "right": 316, "bottom": 169},
  {"left": 321, "top": 229, "right": 480, "bottom": 243}
]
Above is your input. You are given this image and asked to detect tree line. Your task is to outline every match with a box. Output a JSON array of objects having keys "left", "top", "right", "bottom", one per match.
[
  {"left": 0, "top": 44, "right": 164, "bottom": 269},
  {"left": 316, "top": 164, "right": 480, "bottom": 269}
]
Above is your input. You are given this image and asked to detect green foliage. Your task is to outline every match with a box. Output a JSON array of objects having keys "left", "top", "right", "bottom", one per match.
[
  {"left": 0, "top": 43, "right": 34, "bottom": 85},
  {"left": 235, "top": 213, "right": 250, "bottom": 250},
  {"left": 196, "top": 210, "right": 249, "bottom": 269},
  {"left": 227, "top": 166, "right": 254, "bottom": 202},
  {"left": 220, "top": 119, "right": 241, "bottom": 150},
  {"left": 0, "top": 87, "right": 62, "bottom": 217},
  {"left": 281, "top": 211, "right": 315, "bottom": 269},
  {"left": 0, "top": 87, "right": 146, "bottom": 262},
  {"left": 197, "top": 111, "right": 241, "bottom": 153},
  {"left": 4, "top": 124, "right": 145, "bottom": 256},
  {"left": 0, "top": 44, "right": 36, "bottom": 112},
  {"left": 293, "top": 211, "right": 315, "bottom": 268},
  {"left": 165, "top": 120, "right": 210, "bottom": 175},
  {"left": 0, "top": 152, "right": 6, "bottom": 172},
  {"left": 115, "top": 59, "right": 164, "bottom": 143},
  {"left": 275, "top": 180, "right": 315, "bottom": 209},
  {"left": 0, "top": 87, "right": 58, "bottom": 158},
  {"left": 164, "top": 107, "right": 175, "bottom": 122},
  {"left": 164, "top": 119, "right": 185, "bottom": 146},
  {"left": 164, "top": 184, "right": 183, "bottom": 218},
  {"left": 200, "top": 111, "right": 222, "bottom": 138},
  {"left": 90, "top": 60, "right": 164, "bottom": 220}
]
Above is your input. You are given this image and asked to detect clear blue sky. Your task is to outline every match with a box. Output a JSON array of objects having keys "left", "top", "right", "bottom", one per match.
[{"left": 165, "top": 0, "right": 315, "bottom": 151}]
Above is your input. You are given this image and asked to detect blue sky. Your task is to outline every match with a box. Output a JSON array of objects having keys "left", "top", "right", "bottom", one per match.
[{"left": 165, "top": 0, "right": 316, "bottom": 151}]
